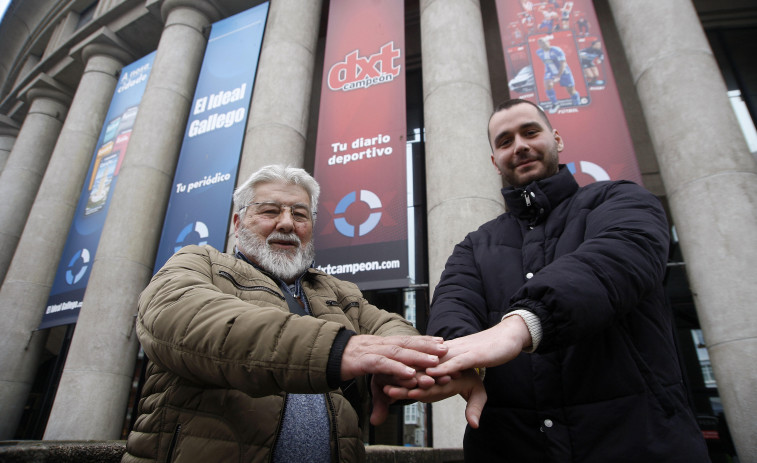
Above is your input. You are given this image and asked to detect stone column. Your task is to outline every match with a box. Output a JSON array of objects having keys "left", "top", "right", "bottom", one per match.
[
  {"left": 0, "top": 115, "right": 19, "bottom": 173},
  {"left": 0, "top": 76, "right": 71, "bottom": 287},
  {"left": 43, "top": 0, "right": 221, "bottom": 440},
  {"left": 420, "top": 0, "right": 502, "bottom": 448},
  {"left": 0, "top": 31, "right": 133, "bottom": 440},
  {"left": 238, "top": 0, "right": 322, "bottom": 179},
  {"left": 608, "top": 0, "right": 757, "bottom": 460}
]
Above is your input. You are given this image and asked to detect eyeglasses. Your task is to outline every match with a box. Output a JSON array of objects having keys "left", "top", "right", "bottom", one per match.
[{"left": 240, "top": 201, "right": 315, "bottom": 223}]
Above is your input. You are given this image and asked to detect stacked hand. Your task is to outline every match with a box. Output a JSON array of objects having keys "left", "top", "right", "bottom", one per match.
[
  {"left": 374, "top": 315, "right": 533, "bottom": 428},
  {"left": 339, "top": 334, "right": 449, "bottom": 425},
  {"left": 382, "top": 368, "right": 487, "bottom": 428},
  {"left": 340, "top": 334, "right": 448, "bottom": 383}
]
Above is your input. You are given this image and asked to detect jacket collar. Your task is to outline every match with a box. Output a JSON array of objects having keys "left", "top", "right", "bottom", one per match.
[{"left": 501, "top": 164, "right": 579, "bottom": 225}]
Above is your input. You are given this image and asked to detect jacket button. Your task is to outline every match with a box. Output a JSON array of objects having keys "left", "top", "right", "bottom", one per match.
[
  {"left": 526, "top": 272, "right": 534, "bottom": 279},
  {"left": 544, "top": 419, "right": 553, "bottom": 428}
]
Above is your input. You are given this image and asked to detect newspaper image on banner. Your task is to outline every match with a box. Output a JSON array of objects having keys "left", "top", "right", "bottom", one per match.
[
  {"left": 496, "top": 0, "right": 642, "bottom": 186},
  {"left": 313, "top": 0, "right": 409, "bottom": 290},
  {"left": 40, "top": 51, "right": 156, "bottom": 329},
  {"left": 152, "top": 3, "right": 269, "bottom": 272}
]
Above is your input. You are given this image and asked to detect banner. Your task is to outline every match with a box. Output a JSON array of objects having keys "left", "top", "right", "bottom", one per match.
[
  {"left": 40, "top": 52, "right": 156, "bottom": 329},
  {"left": 152, "top": 3, "right": 269, "bottom": 271},
  {"left": 312, "top": 0, "right": 409, "bottom": 290},
  {"left": 495, "top": 0, "right": 642, "bottom": 185}
]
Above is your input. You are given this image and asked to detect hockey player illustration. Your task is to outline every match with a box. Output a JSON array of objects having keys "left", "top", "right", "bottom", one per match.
[
  {"left": 579, "top": 39, "right": 605, "bottom": 86},
  {"left": 536, "top": 35, "right": 581, "bottom": 112}
]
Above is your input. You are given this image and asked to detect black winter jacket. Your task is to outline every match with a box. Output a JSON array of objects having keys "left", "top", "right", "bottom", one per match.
[{"left": 428, "top": 166, "right": 709, "bottom": 462}]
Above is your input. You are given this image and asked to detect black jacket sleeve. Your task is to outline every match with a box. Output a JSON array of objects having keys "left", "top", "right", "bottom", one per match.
[{"left": 511, "top": 182, "right": 669, "bottom": 352}]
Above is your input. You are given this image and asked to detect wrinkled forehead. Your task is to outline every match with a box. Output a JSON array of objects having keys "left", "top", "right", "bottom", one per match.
[{"left": 253, "top": 181, "right": 310, "bottom": 205}]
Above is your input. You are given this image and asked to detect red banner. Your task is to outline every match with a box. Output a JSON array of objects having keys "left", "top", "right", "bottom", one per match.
[
  {"left": 496, "top": 0, "right": 642, "bottom": 186},
  {"left": 312, "top": 0, "right": 409, "bottom": 290}
]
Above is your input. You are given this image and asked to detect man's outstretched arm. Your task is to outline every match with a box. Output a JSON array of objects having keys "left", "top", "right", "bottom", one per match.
[
  {"left": 426, "top": 314, "right": 531, "bottom": 377},
  {"left": 380, "top": 315, "right": 531, "bottom": 427}
]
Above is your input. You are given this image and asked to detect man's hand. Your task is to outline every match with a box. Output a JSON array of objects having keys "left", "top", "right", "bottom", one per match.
[
  {"left": 425, "top": 315, "right": 531, "bottom": 378},
  {"left": 382, "top": 369, "right": 487, "bottom": 428},
  {"left": 340, "top": 335, "right": 447, "bottom": 382},
  {"left": 368, "top": 371, "right": 453, "bottom": 426}
]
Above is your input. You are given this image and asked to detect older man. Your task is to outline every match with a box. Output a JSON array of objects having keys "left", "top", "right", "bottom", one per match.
[{"left": 123, "top": 165, "right": 447, "bottom": 463}]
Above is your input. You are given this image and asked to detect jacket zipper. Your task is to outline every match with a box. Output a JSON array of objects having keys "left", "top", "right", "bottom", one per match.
[
  {"left": 268, "top": 394, "right": 288, "bottom": 463},
  {"left": 166, "top": 423, "right": 181, "bottom": 462},
  {"left": 326, "top": 300, "right": 359, "bottom": 310},
  {"left": 325, "top": 392, "right": 340, "bottom": 461},
  {"left": 522, "top": 189, "right": 532, "bottom": 207},
  {"left": 218, "top": 270, "right": 285, "bottom": 300}
]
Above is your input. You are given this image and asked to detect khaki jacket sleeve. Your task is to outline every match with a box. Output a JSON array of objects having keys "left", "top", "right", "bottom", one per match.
[
  {"left": 317, "top": 274, "right": 419, "bottom": 337},
  {"left": 356, "top": 299, "right": 418, "bottom": 337},
  {"left": 136, "top": 246, "right": 342, "bottom": 396}
]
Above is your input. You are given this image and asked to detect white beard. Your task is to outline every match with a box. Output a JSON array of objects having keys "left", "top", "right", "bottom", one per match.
[{"left": 236, "top": 227, "right": 315, "bottom": 282}]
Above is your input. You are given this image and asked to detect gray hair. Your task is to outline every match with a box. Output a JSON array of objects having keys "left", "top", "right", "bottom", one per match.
[{"left": 233, "top": 165, "right": 320, "bottom": 221}]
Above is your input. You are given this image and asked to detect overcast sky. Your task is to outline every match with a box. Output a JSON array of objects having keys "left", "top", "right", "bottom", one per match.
[{"left": 0, "top": 0, "right": 10, "bottom": 23}]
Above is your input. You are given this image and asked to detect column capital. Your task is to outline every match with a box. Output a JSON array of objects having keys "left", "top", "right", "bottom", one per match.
[
  {"left": 70, "top": 27, "right": 136, "bottom": 67},
  {"left": 18, "top": 74, "right": 73, "bottom": 107},
  {"left": 148, "top": 0, "right": 224, "bottom": 24}
]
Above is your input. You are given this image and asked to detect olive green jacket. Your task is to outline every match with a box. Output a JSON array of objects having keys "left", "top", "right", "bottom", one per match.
[{"left": 123, "top": 245, "right": 418, "bottom": 463}]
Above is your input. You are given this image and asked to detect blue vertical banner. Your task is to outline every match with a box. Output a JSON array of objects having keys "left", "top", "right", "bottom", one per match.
[
  {"left": 40, "top": 52, "right": 156, "bottom": 329},
  {"left": 152, "top": 3, "right": 269, "bottom": 271}
]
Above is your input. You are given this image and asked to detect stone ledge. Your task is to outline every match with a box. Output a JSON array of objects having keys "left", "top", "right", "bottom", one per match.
[
  {"left": 364, "top": 445, "right": 463, "bottom": 462},
  {"left": 0, "top": 441, "right": 126, "bottom": 462},
  {"left": 0, "top": 441, "right": 464, "bottom": 462}
]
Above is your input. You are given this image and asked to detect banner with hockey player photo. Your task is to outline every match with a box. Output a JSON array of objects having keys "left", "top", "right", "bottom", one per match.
[{"left": 496, "top": 0, "right": 642, "bottom": 186}]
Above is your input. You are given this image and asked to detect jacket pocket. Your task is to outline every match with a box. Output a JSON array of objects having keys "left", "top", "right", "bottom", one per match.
[
  {"left": 166, "top": 423, "right": 181, "bottom": 462},
  {"left": 619, "top": 327, "right": 676, "bottom": 417},
  {"left": 326, "top": 299, "right": 359, "bottom": 313},
  {"left": 217, "top": 271, "right": 284, "bottom": 300},
  {"left": 161, "top": 408, "right": 244, "bottom": 463}
]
